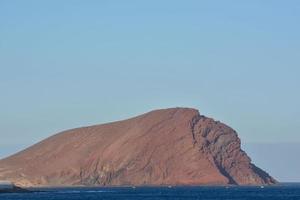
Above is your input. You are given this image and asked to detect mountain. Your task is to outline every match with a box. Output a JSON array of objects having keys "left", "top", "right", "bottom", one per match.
[{"left": 0, "top": 108, "right": 276, "bottom": 186}]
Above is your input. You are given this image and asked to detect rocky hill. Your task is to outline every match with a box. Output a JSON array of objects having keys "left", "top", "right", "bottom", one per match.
[{"left": 0, "top": 108, "right": 276, "bottom": 186}]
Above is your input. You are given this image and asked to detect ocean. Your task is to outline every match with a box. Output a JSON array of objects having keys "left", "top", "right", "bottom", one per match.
[{"left": 1, "top": 184, "right": 300, "bottom": 200}]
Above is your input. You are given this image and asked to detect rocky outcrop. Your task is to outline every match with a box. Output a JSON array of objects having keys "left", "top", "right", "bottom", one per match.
[
  {"left": 0, "top": 108, "right": 276, "bottom": 186},
  {"left": 189, "top": 114, "right": 275, "bottom": 185}
]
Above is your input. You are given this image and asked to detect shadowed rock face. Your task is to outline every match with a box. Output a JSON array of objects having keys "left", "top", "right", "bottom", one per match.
[{"left": 0, "top": 108, "right": 276, "bottom": 187}]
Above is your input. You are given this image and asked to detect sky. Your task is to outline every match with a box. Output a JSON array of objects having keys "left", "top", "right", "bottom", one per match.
[{"left": 0, "top": 1, "right": 299, "bottom": 181}]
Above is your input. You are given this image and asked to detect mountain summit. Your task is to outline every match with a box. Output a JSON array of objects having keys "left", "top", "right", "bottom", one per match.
[{"left": 0, "top": 108, "right": 276, "bottom": 186}]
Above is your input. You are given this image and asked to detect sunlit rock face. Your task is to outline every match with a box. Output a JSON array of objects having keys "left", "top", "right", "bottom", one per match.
[{"left": 0, "top": 108, "right": 277, "bottom": 187}]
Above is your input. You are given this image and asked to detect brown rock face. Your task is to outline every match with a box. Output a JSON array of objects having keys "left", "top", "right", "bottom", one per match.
[{"left": 0, "top": 108, "right": 276, "bottom": 186}]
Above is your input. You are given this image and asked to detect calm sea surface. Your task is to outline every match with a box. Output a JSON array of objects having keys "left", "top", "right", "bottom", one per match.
[{"left": 1, "top": 183, "right": 300, "bottom": 200}]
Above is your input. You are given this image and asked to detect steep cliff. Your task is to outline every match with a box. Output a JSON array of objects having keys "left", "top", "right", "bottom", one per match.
[{"left": 0, "top": 108, "right": 276, "bottom": 186}]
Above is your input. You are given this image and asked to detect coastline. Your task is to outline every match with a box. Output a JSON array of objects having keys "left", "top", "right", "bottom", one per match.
[{"left": 22, "top": 182, "right": 285, "bottom": 189}]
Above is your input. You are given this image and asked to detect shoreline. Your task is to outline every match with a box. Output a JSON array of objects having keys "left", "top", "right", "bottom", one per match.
[{"left": 23, "top": 183, "right": 292, "bottom": 189}]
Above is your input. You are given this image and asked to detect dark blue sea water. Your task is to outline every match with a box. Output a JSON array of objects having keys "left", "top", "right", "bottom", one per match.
[{"left": 1, "top": 184, "right": 300, "bottom": 200}]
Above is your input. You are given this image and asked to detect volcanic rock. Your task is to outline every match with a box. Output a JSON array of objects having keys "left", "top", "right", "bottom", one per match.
[{"left": 0, "top": 108, "right": 276, "bottom": 186}]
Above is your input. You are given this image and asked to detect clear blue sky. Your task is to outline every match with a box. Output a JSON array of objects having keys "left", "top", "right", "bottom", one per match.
[{"left": 1, "top": 1, "right": 299, "bottom": 181}]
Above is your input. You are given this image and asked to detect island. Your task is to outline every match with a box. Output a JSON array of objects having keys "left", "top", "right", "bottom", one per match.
[{"left": 0, "top": 108, "right": 276, "bottom": 187}]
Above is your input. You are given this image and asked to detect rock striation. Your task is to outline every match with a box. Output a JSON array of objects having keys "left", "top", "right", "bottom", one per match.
[{"left": 0, "top": 108, "right": 276, "bottom": 186}]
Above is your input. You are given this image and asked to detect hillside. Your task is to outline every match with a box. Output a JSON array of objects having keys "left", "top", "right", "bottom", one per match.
[{"left": 0, "top": 108, "right": 276, "bottom": 186}]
